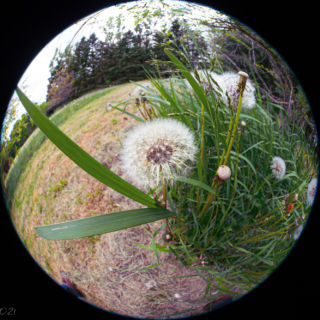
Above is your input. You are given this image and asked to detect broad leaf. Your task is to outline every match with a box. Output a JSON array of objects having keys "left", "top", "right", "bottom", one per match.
[
  {"left": 35, "top": 208, "right": 173, "bottom": 240},
  {"left": 176, "top": 177, "right": 216, "bottom": 195},
  {"left": 16, "top": 87, "right": 161, "bottom": 209}
]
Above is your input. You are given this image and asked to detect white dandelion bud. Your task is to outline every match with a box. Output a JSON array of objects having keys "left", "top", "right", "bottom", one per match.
[
  {"left": 307, "top": 178, "right": 317, "bottom": 206},
  {"left": 293, "top": 225, "right": 303, "bottom": 240},
  {"left": 270, "top": 156, "right": 286, "bottom": 179},
  {"left": 241, "top": 121, "right": 246, "bottom": 127},
  {"left": 120, "top": 118, "right": 197, "bottom": 188},
  {"left": 145, "top": 280, "right": 157, "bottom": 289},
  {"left": 217, "top": 165, "right": 231, "bottom": 180}
]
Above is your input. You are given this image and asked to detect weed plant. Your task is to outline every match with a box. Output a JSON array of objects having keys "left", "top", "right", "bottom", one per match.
[
  {"left": 125, "top": 38, "right": 318, "bottom": 302},
  {"left": 13, "top": 28, "right": 318, "bottom": 316}
]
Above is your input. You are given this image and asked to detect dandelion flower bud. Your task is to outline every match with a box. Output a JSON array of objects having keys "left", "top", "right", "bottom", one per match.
[
  {"left": 217, "top": 165, "right": 231, "bottom": 180},
  {"left": 270, "top": 156, "right": 286, "bottom": 179},
  {"left": 241, "top": 121, "right": 246, "bottom": 127},
  {"left": 120, "top": 118, "right": 197, "bottom": 188},
  {"left": 307, "top": 178, "right": 317, "bottom": 206}
]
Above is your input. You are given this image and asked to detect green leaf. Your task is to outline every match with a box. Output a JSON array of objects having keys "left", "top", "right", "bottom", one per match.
[
  {"left": 152, "top": 236, "right": 160, "bottom": 264},
  {"left": 164, "top": 49, "right": 211, "bottom": 115},
  {"left": 35, "top": 208, "right": 173, "bottom": 240},
  {"left": 16, "top": 87, "right": 160, "bottom": 209},
  {"left": 176, "top": 177, "right": 216, "bottom": 195},
  {"left": 113, "top": 106, "right": 144, "bottom": 123}
]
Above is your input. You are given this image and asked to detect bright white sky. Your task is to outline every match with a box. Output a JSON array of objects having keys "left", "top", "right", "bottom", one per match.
[{"left": 3, "top": 0, "right": 224, "bottom": 137}]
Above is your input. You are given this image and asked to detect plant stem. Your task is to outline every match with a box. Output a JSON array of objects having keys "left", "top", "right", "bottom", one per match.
[
  {"left": 196, "top": 104, "right": 205, "bottom": 215},
  {"left": 223, "top": 92, "right": 244, "bottom": 166},
  {"left": 137, "top": 104, "right": 147, "bottom": 120},
  {"left": 219, "top": 106, "right": 234, "bottom": 167},
  {"left": 161, "top": 176, "right": 171, "bottom": 232}
]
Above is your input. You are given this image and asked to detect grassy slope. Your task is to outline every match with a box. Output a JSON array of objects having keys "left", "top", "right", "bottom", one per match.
[
  {"left": 4, "top": 86, "right": 120, "bottom": 209},
  {"left": 8, "top": 81, "right": 225, "bottom": 318}
]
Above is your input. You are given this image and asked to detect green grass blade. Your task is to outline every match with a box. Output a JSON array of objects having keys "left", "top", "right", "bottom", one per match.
[
  {"left": 152, "top": 236, "right": 160, "bottom": 264},
  {"left": 113, "top": 106, "right": 144, "bottom": 123},
  {"left": 35, "top": 208, "right": 173, "bottom": 240},
  {"left": 164, "top": 49, "right": 210, "bottom": 114},
  {"left": 176, "top": 177, "right": 216, "bottom": 195},
  {"left": 16, "top": 87, "right": 160, "bottom": 209}
]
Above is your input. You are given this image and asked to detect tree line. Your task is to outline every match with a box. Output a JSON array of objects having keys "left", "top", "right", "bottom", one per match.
[{"left": 0, "top": 19, "right": 207, "bottom": 182}]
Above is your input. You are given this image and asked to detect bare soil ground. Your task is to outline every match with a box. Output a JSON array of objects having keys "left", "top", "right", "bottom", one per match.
[{"left": 10, "top": 81, "right": 247, "bottom": 318}]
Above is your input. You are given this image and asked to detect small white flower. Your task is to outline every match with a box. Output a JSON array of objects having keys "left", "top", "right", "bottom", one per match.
[
  {"left": 293, "top": 225, "right": 303, "bottom": 240},
  {"left": 174, "top": 293, "right": 182, "bottom": 299},
  {"left": 107, "top": 103, "right": 114, "bottom": 111},
  {"left": 241, "top": 121, "right": 246, "bottom": 127},
  {"left": 270, "top": 156, "right": 286, "bottom": 179},
  {"left": 145, "top": 280, "right": 157, "bottom": 289},
  {"left": 120, "top": 118, "right": 197, "bottom": 188},
  {"left": 307, "top": 178, "right": 317, "bottom": 206},
  {"left": 108, "top": 267, "right": 113, "bottom": 272}
]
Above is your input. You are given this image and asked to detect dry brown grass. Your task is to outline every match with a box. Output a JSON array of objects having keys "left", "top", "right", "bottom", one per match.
[{"left": 10, "top": 81, "right": 246, "bottom": 318}]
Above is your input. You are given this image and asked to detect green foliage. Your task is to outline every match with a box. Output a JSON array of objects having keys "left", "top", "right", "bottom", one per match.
[{"left": 136, "top": 46, "right": 316, "bottom": 296}]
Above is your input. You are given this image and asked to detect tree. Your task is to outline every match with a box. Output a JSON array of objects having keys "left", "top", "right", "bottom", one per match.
[{"left": 46, "top": 45, "right": 74, "bottom": 113}]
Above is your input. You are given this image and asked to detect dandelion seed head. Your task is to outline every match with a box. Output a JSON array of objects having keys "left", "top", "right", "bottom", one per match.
[
  {"left": 133, "top": 86, "right": 146, "bottom": 98},
  {"left": 218, "top": 72, "right": 256, "bottom": 110},
  {"left": 187, "top": 70, "right": 256, "bottom": 109},
  {"left": 307, "top": 178, "right": 318, "bottom": 206},
  {"left": 120, "top": 118, "right": 197, "bottom": 188},
  {"left": 270, "top": 156, "right": 286, "bottom": 179},
  {"left": 293, "top": 225, "right": 303, "bottom": 240},
  {"left": 141, "top": 81, "right": 152, "bottom": 89}
]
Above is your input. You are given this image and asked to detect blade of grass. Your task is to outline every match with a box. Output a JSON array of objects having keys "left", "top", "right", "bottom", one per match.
[
  {"left": 35, "top": 208, "right": 174, "bottom": 240},
  {"left": 16, "top": 87, "right": 160, "bottom": 209}
]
